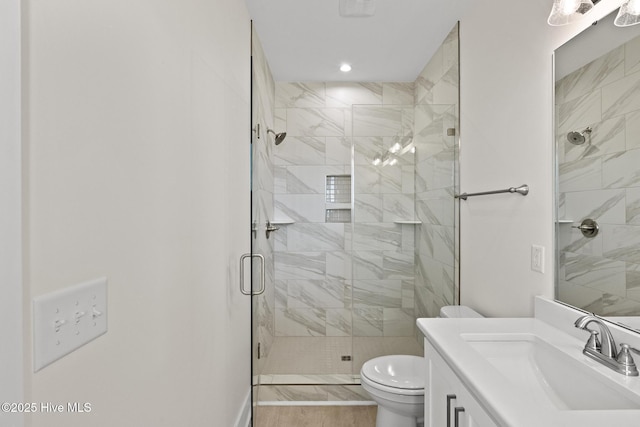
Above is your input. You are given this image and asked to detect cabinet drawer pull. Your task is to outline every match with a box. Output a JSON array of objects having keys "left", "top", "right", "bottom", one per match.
[
  {"left": 446, "top": 394, "right": 456, "bottom": 427},
  {"left": 454, "top": 407, "right": 465, "bottom": 427}
]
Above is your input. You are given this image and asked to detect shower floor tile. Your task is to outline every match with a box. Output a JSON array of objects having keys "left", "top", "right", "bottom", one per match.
[
  {"left": 261, "top": 336, "right": 423, "bottom": 376},
  {"left": 262, "top": 337, "right": 352, "bottom": 375}
]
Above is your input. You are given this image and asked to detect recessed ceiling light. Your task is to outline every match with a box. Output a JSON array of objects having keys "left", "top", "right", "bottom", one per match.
[{"left": 340, "top": 63, "right": 352, "bottom": 72}]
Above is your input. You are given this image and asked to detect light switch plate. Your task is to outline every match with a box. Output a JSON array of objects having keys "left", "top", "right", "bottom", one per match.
[{"left": 33, "top": 277, "right": 108, "bottom": 371}]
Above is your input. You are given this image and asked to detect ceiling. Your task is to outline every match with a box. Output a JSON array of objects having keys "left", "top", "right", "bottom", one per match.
[{"left": 245, "top": 0, "right": 471, "bottom": 82}]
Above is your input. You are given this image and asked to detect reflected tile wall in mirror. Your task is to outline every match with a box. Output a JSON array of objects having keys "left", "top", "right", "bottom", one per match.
[{"left": 557, "top": 32, "right": 640, "bottom": 316}]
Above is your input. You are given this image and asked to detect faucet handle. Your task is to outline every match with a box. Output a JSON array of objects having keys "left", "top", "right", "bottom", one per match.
[
  {"left": 618, "top": 343, "right": 640, "bottom": 357},
  {"left": 585, "top": 329, "right": 601, "bottom": 352},
  {"left": 616, "top": 344, "right": 640, "bottom": 376}
]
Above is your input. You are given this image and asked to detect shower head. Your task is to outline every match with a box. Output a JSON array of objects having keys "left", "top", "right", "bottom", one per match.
[
  {"left": 567, "top": 127, "right": 592, "bottom": 145},
  {"left": 267, "top": 128, "right": 287, "bottom": 145}
]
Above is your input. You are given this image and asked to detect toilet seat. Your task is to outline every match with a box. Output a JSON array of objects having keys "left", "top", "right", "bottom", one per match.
[{"left": 361, "top": 355, "right": 425, "bottom": 395}]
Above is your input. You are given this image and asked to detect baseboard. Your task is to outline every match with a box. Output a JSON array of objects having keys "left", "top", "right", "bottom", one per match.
[{"left": 234, "top": 389, "right": 252, "bottom": 427}]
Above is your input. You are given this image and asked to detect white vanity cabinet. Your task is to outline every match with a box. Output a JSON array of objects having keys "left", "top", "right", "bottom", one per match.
[
  {"left": 425, "top": 339, "right": 498, "bottom": 427},
  {"left": 418, "top": 305, "right": 640, "bottom": 427}
]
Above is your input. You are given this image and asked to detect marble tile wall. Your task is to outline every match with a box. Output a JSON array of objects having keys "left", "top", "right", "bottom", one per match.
[
  {"left": 273, "top": 81, "right": 417, "bottom": 341},
  {"left": 556, "top": 33, "right": 640, "bottom": 315},
  {"left": 413, "top": 23, "right": 460, "bottom": 329}
]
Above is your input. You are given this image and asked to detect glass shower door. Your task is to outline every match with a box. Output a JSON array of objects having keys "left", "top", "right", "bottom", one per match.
[
  {"left": 248, "top": 23, "right": 460, "bottom": 417},
  {"left": 349, "top": 103, "right": 423, "bottom": 373},
  {"left": 250, "top": 24, "right": 279, "bottom": 424},
  {"left": 249, "top": 25, "right": 265, "bottom": 425},
  {"left": 349, "top": 102, "right": 458, "bottom": 373}
]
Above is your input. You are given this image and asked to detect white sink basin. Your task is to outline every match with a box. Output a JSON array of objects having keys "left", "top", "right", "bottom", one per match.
[
  {"left": 417, "top": 308, "right": 640, "bottom": 427},
  {"left": 462, "top": 333, "right": 640, "bottom": 411}
]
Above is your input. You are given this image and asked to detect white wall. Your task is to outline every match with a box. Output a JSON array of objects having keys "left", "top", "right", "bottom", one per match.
[
  {"left": 459, "top": 0, "right": 623, "bottom": 316},
  {"left": 24, "top": 1, "right": 251, "bottom": 426},
  {"left": 0, "top": 0, "right": 23, "bottom": 426}
]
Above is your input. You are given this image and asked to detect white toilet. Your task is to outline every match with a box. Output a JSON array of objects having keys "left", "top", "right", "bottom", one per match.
[{"left": 360, "top": 305, "right": 484, "bottom": 427}]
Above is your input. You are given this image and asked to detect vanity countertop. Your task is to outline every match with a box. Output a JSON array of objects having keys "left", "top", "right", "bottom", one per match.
[{"left": 418, "top": 317, "right": 640, "bottom": 427}]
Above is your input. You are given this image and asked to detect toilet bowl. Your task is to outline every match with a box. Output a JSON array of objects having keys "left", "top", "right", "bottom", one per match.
[
  {"left": 360, "top": 305, "right": 483, "bottom": 427},
  {"left": 361, "top": 355, "right": 425, "bottom": 427}
]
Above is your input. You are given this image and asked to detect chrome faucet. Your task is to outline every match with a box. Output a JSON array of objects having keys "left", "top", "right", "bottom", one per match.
[
  {"left": 574, "top": 314, "right": 640, "bottom": 376},
  {"left": 574, "top": 315, "right": 617, "bottom": 358}
]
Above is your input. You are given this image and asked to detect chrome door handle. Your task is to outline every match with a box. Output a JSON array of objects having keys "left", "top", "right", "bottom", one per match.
[
  {"left": 239, "top": 253, "right": 265, "bottom": 295},
  {"left": 254, "top": 253, "right": 265, "bottom": 295}
]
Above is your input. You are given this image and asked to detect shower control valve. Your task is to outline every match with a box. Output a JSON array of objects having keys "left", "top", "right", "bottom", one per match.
[
  {"left": 266, "top": 221, "right": 280, "bottom": 239},
  {"left": 572, "top": 218, "right": 599, "bottom": 238}
]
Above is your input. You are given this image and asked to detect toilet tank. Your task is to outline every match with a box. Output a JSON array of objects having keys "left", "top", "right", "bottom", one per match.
[{"left": 439, "top": 305, "right": 484, "bottom": 318}]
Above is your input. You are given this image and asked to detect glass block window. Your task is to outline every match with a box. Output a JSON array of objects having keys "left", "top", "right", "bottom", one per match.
[
  {"left": 325, "top": 209, "right": 351, "bottom": 223},
  {"left": 326, "top": 175, "right": 351, "bottom": 203}
]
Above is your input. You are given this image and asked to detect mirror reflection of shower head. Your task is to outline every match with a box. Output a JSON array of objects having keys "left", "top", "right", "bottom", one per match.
[
  {"left": 567, "top": 127, "right": 592, "bottom": 145},
  {"left": 267, "top": 128, "right": 287, "bottom": 145}
]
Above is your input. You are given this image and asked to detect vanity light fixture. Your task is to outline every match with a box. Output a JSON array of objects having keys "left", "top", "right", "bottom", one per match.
[
  {"left": 547, "top": 0, "right": 596, "bottom": 26},
  {"left": 548, "top": 0, "right": 640, "bottom": 26},
  {"left": 340, "top": 63, "right": 352, "bottom": 72},
  {"left": 615, "top": 0, "right": 640, "bottom": 26}
]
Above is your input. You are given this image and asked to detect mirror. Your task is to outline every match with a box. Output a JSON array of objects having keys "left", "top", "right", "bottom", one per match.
[{"left": 555, "top": 10, "right": 640, "bottom": 324}]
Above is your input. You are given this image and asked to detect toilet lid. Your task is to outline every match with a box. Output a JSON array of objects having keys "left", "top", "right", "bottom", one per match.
[{"left": 361, "top": 355, "right": 425, "bottom": 390}]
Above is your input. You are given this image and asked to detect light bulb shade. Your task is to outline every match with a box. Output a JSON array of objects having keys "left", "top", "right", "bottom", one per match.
[
  {"left": 615, "top": 0, "right": 640, "bottom": 26},
  {"left": 548, "top": 0, "right": 594, "bottom": 26},
  {"left": 389, "top": 142, "right": 401, "bottom": 154}
]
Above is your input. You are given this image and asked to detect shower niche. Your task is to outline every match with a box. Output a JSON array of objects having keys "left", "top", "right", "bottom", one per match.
[{"left": 325, "top": 174, "right": 351, "bottom": 223}]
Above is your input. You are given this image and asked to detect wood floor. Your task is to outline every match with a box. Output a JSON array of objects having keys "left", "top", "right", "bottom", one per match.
[{"left": 254, "top": 405, "right": 377, "bottom": 427}]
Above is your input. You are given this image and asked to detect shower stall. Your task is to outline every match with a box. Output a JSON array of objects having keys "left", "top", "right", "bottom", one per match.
[{"left": 250, "top": 22, "right": 460, "bottom": 420}]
